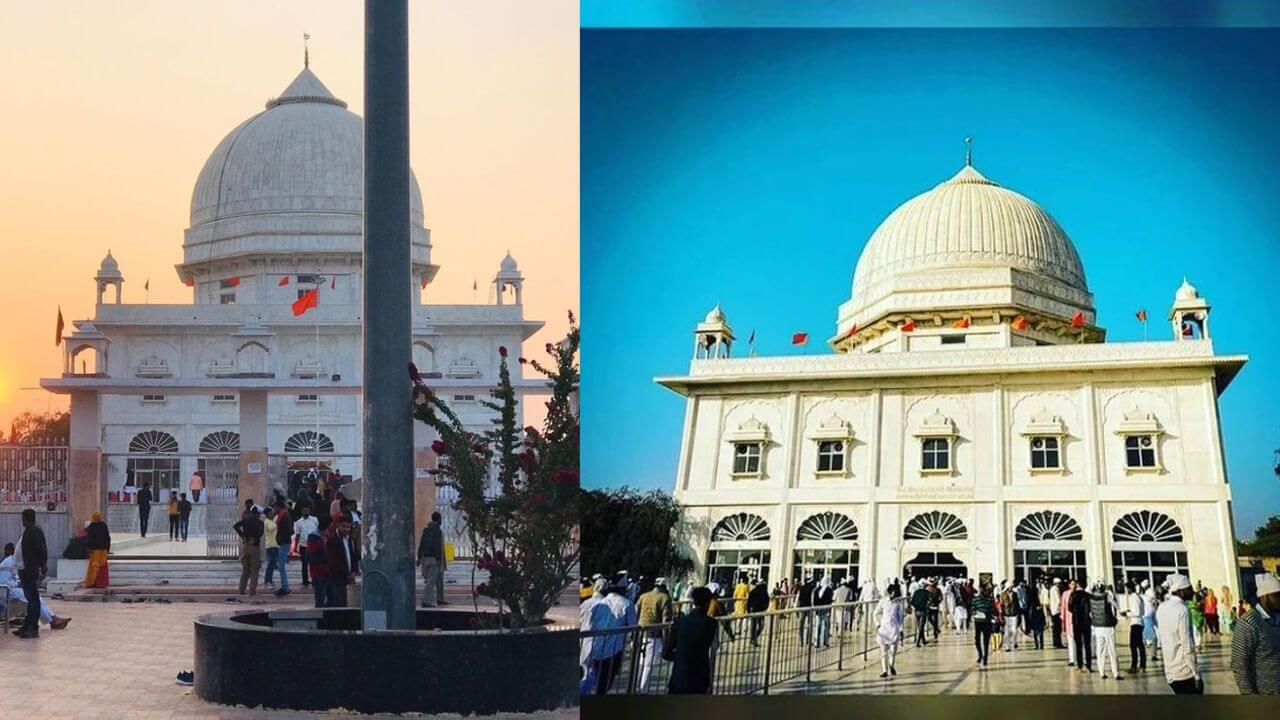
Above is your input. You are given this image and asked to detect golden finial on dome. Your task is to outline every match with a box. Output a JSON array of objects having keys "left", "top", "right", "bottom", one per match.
[
  {"left": 964, "top": 136, "right": 973, "bottom": 167},
  {"left": 304, "top": 33, "right": 311, "bottom": 68}
]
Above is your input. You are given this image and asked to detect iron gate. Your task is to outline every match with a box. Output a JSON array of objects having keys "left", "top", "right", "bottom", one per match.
[{"left": 203, "top": 457, "right": 240, "bottom": 558}]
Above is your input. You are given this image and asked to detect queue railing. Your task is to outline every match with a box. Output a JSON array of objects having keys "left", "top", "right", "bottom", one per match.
[{"left": 579, "top": 597, "right": 915, "bottom": 695}]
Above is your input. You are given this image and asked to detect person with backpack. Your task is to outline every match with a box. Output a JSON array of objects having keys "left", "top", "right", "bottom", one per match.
[
  {"left": 1089, "top": 581, "right": 1122, "bottom": 679},
  {"left": 910, "top": 580, "right": 932, "bottom": 647}
]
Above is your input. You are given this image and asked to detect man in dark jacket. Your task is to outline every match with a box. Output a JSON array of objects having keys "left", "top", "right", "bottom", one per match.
[
  {"left": 1069, "top": 581, "right": 1094, "bottom": 671},
  {"left": 911, "top": 582, "right": 932, "bottom": 647},
  {"left": 416, "top": 511, "right": 445, "bottom": 607},
  {"left": 136, "top": 482, "right": 152, "bottom": 538},
  {"left": 746, "top": 580, "right": 769, "bottom": 645},
  {"left": 232, "top": 507, "right": 264, "bottom": 596},
  {"left": 326, "top": 516, "right": 358, "bottom": 607},
  {"left": 796, "top": 575, "right": 816, "bottom": 644},
  {"left": 668, "top": 586, "right": 718, "bottom": 694},
  {"left": 16, "top": 508, "right": 48, "bottom": 638}
]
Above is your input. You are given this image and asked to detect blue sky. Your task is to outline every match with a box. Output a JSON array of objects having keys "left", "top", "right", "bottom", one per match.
[{"left": 581, "top": 29, "right": 1280, "bottom": 538}]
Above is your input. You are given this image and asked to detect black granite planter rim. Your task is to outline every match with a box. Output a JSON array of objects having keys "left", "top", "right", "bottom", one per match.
[{"left": 194, "top": 608, "right": 560, "bottom": 636}]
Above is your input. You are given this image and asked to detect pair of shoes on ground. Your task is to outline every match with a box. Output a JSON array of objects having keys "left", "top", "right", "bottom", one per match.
[
  {"left": 13, "top": 628, "right": 38, "bottom": 638},
  {"left": 175, "top": 671, "right": 194, "bottom": 686}
]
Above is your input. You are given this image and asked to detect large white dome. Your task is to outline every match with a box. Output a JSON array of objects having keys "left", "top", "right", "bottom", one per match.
[
  {"left": 180, "top": 67, "right": 430, "bottom": 275},
  {"left": 833, "top": 161, "right": 1099, "bottom": 351}
]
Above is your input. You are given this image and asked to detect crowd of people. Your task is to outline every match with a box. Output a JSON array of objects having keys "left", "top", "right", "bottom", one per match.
[{"left": 579, "top": 567, "right": 1280, "bottom": 696}]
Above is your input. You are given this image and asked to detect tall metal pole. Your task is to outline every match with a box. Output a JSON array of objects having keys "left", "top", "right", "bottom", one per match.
[{"left": 361, "top": 0, "right": 414, "bottom": 631}]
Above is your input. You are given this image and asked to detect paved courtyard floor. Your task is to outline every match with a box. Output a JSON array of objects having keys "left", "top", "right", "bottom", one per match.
[
  {"left": 779, "top": 625, "right": 1237, "bottom": 694},
  {"left": 0, "top": 600, "right": 578, "bottom": 718}
]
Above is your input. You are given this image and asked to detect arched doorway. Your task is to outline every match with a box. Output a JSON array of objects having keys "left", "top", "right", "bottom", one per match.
[
  {"left": 1013, "top": 510, "right": 1087, "bottom": 585},
  {"left": 127, "top": 430, "right": 181, "bottom": 502},
  {"left": 707, "top": 513, "right": 772, "bottom": 587},
  {"left": 1111, "top": 510, "right": 1189, "bottom": 587},
  {"left": 902, "top": 511, "right": 969, "bottom": 579},
  {"left": 792, "top": 512, "right": 859, "bottom": 585}
]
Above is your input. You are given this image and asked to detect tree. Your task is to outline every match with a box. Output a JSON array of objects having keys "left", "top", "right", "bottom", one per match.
[
  {"left": 580, "top": 486, "right": 692, "bottom": 582},
  {"left": 410, "top": 312, "right": 579, "bottom": 627},
  {"left": 6, "top": 411, "right": 69, "bottom": 445},
  {"left": 1238, "top": 515, "right": 1280, "bottom": 557}
]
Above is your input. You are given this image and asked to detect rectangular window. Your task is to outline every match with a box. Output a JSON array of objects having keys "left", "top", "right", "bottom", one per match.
[
  {"left": 212, "top": 394, "right": 236, "bottom": 403},
  {"left": 940, "top": 334, "right": 966, "bottom": 345},
  {"left": 141, "top": 394, "right": 166, "bottom": 403},
  {"left": 816, "top": 440, "right": 845, "bottom": 473},
  {"left": 921, "top": 438, "right": 950, "bottom": 470},
  {"left": 1029, "top": 436, "right": 1061, "bottom": 469},
  {"left": 1124, "top": 435, "right": 1157, "bottom": 467},
  {"left": 219, "top": 293, "right": 236, "bottom": 305},
  {"left": 297, "top": 274, "right": 321, "bottom": 285},
  {"left": 297, "top": 394, "right": 319, "bottom": 403},
  {"left": 453, "top": 394, "right": 477, "bottom": 403},
  {"left": 732, "top": 443, "right": 761, "bottom": 475}
]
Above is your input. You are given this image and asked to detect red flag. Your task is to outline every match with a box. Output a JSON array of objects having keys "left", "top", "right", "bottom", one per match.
[
  {"left": 291, "top": 288, "right": 319, "bottom": 316},
  {"left": 901, "top": 318, "right": 916, "bottom": 333},
  {"left": 226, "top": 276, "right": 241, "bottom": 287},
  {"left": 184, "top": 276, "right": 195, "bottom": 287},
  {"left": 330, "top": 276, "right": 336, "bottom": 290},
  {"left": 1181, "top": 322, "right": 1194, "bottom": 337},
  {"left": 278, "top": 276, "right": 290, "bottom": 287},
  {"left": 1011, "top": 315, "right": 1029, "bottom": 331},
  {"left": 791, "top": 332, "right": 808, "bottom": 346},
  {"left": 420, "top": 276, "right": 428, "bottom": 290},
  {"left": 952, "top": 316, "right": 970, "bottom": 329},
  {"left": 1135, "top": 309, "right": 1147, "bottom": 322},
  {"left": 1070, "top": 311, "right": 1085, "bottom": 328},
  {"left": 55, "top": 306, "right": 64, "bottom": 346}
]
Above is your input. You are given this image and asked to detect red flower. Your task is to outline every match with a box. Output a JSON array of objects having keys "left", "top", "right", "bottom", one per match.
[
  {"left": 472, "top": 441, "right": 487, "bottom": 455},
  {"left": 431, "top": 440, "right": 447, "bottom": 455},
  {"left": 475, "top": 582, "right": 487, "bottom": 596},
  {"left": 408, "top": 363, "right": 422, "bottom": 384},
  {"left": 498, "top": 346, "right": 508, "bottom": 358},
  {"left": 494, "top": 550, "right": 506, "bottom": 564},
  {"left": 544, "top": 342, "right": 554, "bottom": 354},
  {"left": 552, "top": 468, "right": 578, "bottom": 486}
]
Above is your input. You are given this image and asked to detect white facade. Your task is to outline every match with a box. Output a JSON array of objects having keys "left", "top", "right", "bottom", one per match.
[
  {"left": 659, "top": 159, "right": 1246, "bottom": 597},
  {"left": 47, "top": 66, "right": 544, "bottom": 506}
]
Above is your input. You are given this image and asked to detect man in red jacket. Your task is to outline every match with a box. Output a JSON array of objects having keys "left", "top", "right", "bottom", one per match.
[{"left": 325, "top": 515, "right": 357, "bottom": 607}]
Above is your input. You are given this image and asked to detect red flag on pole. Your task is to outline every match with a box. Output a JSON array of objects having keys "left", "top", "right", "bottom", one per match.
[
  {"left": 291, "top": 288, "right": 319, "bottom": 317},
  {"left": 420, "top": 276, "right": 427, "bottom": 290},
  {"left": 1135, "top": 309, "right": 1147, "bottom": 322},
  {"left": 1070, "top": 311, "right": 1085, "bottom": 328},
  {"left": 278, "top": 276, "right": 290, "bottom": 287},
  {"left": 226, "top": 276, "right": 241, "bottom": 287},
  {"left": 55, "top": 306, "right": 64, "bottom": 346},
  {"left": 901, "top": 318, "right": 916, "bottom": 333},
  {"left": 1010, "top": 315, "right": 1029, "bottom": 331},
  {"left": 184, "top": 276, "right": 195, "bottom": 287},
  {"left": 791, "top": 332, "right": 808, "bottom": 346}
]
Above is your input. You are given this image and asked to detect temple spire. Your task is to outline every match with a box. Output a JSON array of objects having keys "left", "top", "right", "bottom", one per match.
[
  {"left": 964, "top": 136, "right": 973, "bottom": 167},
  {"left": 303, "top": 32, "right": 310, "bottom": 68}
]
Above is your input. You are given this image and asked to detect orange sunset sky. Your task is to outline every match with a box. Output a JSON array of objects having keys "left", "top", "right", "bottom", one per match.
[{"left": 0, "top": 1, "right": 578, "bottom": 429}]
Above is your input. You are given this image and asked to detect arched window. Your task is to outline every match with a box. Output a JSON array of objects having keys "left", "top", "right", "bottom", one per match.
[
  {"left": 199, "top": 431, "right": 240, "bottom": 453},
  {"left": 284, "top": 431, "right": 334, "bottom": 454},
  {"left": 1111, "top": 511, "right": 1188, "bottom": 588},
  {"left": 707, "top": 513, "right": 771, "bottom": 587},
  {"left": 903, "top": 511, "right": 967, "bottom": 541},
  {"left": 126, "top": 431, "right": 180, "bottom": 501},
  {"left": 1013, "top": 510, "right": 1087, "bottom": 585},
  {"left": 794, "top": 512, "right": 860, "bottom": 585},
  {"left": 235, "top": 341, "right": 270, "bottom": 376}
]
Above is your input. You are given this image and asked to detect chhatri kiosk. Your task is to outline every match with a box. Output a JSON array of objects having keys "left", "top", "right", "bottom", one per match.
[
  {"left": 660, "top": 157, "right": 1247, "bottom": 596},
  {"left": 42, "top": 65, "right": 545, "bottom": 552}
]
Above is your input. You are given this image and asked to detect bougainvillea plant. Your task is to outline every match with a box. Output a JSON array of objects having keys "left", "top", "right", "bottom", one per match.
[{"left": 409, "top": 312, "right": 580, "bottom": 627}]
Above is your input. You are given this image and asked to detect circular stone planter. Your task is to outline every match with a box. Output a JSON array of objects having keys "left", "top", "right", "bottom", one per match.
[{"left": 194, "top": 608, "right": 578, "bottom": 714}]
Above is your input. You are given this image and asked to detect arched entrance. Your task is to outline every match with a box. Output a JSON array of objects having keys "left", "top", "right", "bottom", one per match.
[
  {"left": 792, "top": 512, "right": 859, "bottom": 585},
  {"left": 1013, "top": 510, "right": 1088, "bottom": 585},
  {"left": 706, "top": 513, "right": 772, "bottom": 587},
  {"left": 901, "top": 511, "right": 969, "bottom": 580},
  {"left": 1111, "top": 510, "right": 1189, "bottom": 587}
]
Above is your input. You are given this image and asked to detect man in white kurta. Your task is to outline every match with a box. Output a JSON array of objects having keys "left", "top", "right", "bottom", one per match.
[
  {"left": 0, "top": 543, "right": 69, "bottom": 629},
  {"left": 1155, "top": 574, "right": 1202, "bottom": 694}
]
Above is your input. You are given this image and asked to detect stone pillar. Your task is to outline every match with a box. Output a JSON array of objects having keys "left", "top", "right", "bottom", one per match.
[
  {"left": 67, "top": 391, "right": 103, "bottom": 526},
  {"left": 238, "top": 390, "right": 269, "bottom": 511},
  {"left": 362, "top": 0, "right": 416, "bottom": 632}
]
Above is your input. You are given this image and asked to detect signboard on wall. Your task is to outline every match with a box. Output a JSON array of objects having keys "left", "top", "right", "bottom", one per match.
[{"left": 246, "top": 462, "right": 262, "bottom": 475}]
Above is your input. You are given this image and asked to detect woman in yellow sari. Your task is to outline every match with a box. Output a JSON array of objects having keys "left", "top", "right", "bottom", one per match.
[{"left": 83, "top": 512, "right": 112, "bottom": 588}]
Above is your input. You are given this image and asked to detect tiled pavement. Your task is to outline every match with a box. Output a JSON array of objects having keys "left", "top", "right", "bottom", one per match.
[
  {"left": 0, "top": 601, "right": 578, "bottom": 719},
  {"left": 780, "top": 624, "right": 1238, "bottom": 694}
]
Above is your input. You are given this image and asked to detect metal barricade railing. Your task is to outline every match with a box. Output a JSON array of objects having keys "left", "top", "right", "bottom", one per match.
[{"left": 580, "top": 597, "right": 915, "bottom": 695}]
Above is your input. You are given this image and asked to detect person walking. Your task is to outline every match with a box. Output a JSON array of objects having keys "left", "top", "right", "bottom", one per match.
[
  {"left": 1068, "top": 579, "right": 1093, "bottom": 671},
  {"left": 833, "top": 579, "right": 853, "bottom": 633},
  {"left": 927, "top": 580, "right": 943, "bottom": 640},
  {"left": 1230, "top": 573, "right": 1280, "bottom": 694},
  {"left": 1121, "top": 581, "right": 1147, "bottom": 673},
  {"left": 1157, "top": 573, "right": 1203, "bottom": 694},
  {"left": 971, "top": 582, "right": 996, "bottom": 668},
  {"left": 293, "top": 504, "right": 318, "bottom": 588},
  {"left": 636, "top": 577, "right": 674, "bottom": 691},
  {"left": 177, "top": 493, "right": 192, "bottom": 542},
  {"left": 1204, "top": 588, "right": 1220, "bottom": 637},
  {"left": 232, "top": 506, "right": 264, "bottom": 596},
  {"left": 747, "top": 579, "right": 769, "bottom": 645},
  {"left": 325, "top": 515, "right": 357, "bottom": 607},
  {"left": 188, "top": 471, "right": 204, "bottom": 503},
  {"left": 260, "top": 508, "right": 279, "bottom": 590},
  {"left": 269, "top": 503, "right": 291, "bottom": 596},
  {"left": 998, "top": 581, "right": 1021, "bottom": 651},
  {"left": 305, "top": 515, "right": 330, "bottom": 607},
  {"left": 910, "top": 580, "right": 931, "bottom": 647},
  {"left": 82, "top": 511, "right": 111, "bottom": 588},
  {"left": 14, "top": 509, "right": 49, "bottom": 638},
  {"left": 136, "top": 481, "right": 152, "bottom": 538},
  {"left": 796, "top": 575, "right": 815, "bottom": 645},
  {"left": 876, "top": 584, "right": 905, "bottom": 678},
  {"left": 1089, "top": 582, "right": 1122, "bottom": 680},
  {"left": 1050, "top": 578, "right": 1066, "bottom": 649},
  {"left": 1027, "top": 582, "right": 1046, "bottom": 649},
  {"left": 167, "top": 493, "right": 180, "bottom": 541},
  {"left": 667, "top": 586, "right": 718, "bottom": 695},
  {"left": 812, "top": 574, "right": 835, "bottom": 648},
  {"left": 1143, "top": 580, "right": 1160, "bottom": 652},
  {"left": 416, "top": 511, "right": 445, "bottom": 607}
]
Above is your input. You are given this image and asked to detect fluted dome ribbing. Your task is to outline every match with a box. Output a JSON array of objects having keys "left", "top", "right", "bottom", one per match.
[{"left": 851, "top": 164, "right": 1087, "bottom": 299}]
